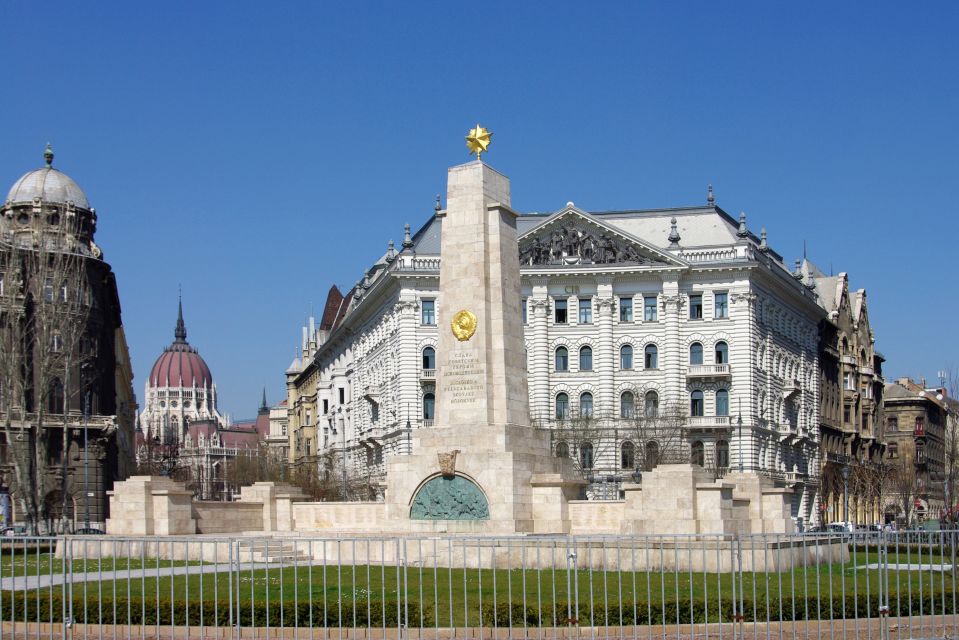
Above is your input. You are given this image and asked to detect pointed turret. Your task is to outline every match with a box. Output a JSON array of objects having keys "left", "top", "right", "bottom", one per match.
[{"left": 174, "top": 294, "right": 188, "bottom": 343}]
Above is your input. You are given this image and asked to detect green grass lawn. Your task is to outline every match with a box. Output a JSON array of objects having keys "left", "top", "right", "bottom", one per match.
[{"left": 3, "top": 546, "right": 958, "bottom": 627}]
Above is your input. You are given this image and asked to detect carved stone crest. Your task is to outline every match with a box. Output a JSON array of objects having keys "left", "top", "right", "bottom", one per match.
[
  {"left": 451, "top": 310, "right": 477, "bottom": 341},
  {"left": 437, "top": 449, "right": 460, "bottom": 478}
]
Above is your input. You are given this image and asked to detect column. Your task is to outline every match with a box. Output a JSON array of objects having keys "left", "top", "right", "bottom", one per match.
[
  {"left": 528, "top": 290, "right": 550, "bottom": 423},
  {"left": 595, "top": 281, "right": 615, "bottom": 419}
]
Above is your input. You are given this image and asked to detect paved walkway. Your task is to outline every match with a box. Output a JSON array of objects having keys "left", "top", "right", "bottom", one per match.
[{"left": 0, "top": 562, "right": 279, "bottom": 592}]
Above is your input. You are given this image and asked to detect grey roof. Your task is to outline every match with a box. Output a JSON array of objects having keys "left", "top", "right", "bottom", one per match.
[
  {"left": 410, "top": 216, "right": 442, "bottom": 254},
  {"left": 6, "top": 167, "right": 90, "bottom": 209}
]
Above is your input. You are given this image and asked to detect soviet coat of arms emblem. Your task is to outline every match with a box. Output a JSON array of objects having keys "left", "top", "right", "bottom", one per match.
[{"left": 451, "top": 309, "right": 477, "bottom": 341}]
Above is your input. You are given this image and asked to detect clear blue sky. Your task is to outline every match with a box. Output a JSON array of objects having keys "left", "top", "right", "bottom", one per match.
[{"left": 3, "top": 2, "right": 958, "bottom": 416}]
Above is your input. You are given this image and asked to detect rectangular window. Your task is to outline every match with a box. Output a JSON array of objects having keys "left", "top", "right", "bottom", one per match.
[
  {"left": 843, "top": 373, "right": 855, "bottom": 390},
  {"left": 619, "top": 297, "right": 633, "bottom": 322},
  {"left": 554, "top": 299, "right": 567, "bottom": 324},
  {"left": 0, "top": 274, "right": 4, "bottom": 296},
  {"left": 421, "top": 299, "right": 435, "bottom": 325},
  {"left": 338, "top": 388, "right": 345, "bottom": 404},
  {"left": 322, "top": 399, "right": 329, "bottom": 414},
  {"left": 888, "top": 442, "right": 898, "bottom": 458},
  {"left": 522, "top": 298, "right": 527, "bottom": 324},
  {"left": 644, "top": 296, "right": 658, "bottom": 322},
  {"left": 578, "top": 298, "right": 592, "bottom": 324},
  {"left": 843, "top": 405, "right": 850, "bottom": 424},
  {"left": 689, "top": 294, "right": 703, "bottom": 320},
  {"left": 714, "top": 292, "right": 728, "bottom": 319}
]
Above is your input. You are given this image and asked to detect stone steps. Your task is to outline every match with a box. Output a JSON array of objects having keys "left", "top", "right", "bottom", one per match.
[{"left": 236, "top": 539, "right": 311, "bottom": 565}]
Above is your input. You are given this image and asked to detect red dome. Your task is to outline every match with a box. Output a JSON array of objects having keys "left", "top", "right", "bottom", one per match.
[
  {"left": 148, "top": 298, "right": 214, "bottom": 389},
  {"left": 149, "top": 344, "right": 213, "bottom": 389}
]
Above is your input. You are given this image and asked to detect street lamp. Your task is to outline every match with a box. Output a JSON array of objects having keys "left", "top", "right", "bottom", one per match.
[
  {"left": 83, "top": 392, "right": 90, "bottom": 530},
  {"left": 841, "top": 463, "right": 851, "bottom": 524}
]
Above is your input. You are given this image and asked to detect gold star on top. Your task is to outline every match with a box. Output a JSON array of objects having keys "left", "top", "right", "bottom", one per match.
[{"left": 465, "top": 124, "right": 492, "bottom": 160}]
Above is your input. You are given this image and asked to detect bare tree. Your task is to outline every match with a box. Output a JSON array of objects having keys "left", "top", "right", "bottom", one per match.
[
  {"left": 889, "top": 455, "right": 919, "bottom": 527},
  {"left": 0, "top": 222, "right": 95, "bottom": 533}
]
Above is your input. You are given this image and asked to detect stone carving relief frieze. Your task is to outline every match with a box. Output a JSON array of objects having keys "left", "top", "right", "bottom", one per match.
[{"left": 519, "top": 221, "right": 665, "bottom": 267}]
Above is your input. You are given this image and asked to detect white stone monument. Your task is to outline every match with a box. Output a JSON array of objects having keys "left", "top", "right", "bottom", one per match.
[{"left": 383, "top": 158, "right": 584, "bottom": 533}]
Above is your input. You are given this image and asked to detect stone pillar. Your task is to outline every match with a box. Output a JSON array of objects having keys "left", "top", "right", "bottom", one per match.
[
  {"left": 595, "top": 281, "right": 615, "bottom": 419},
  {"left": 661, "top": 277, "right": 683, "bottom": 405},
  {"left": 395, "top": 296, "right": 420, "bottom": 440},
  {"left": 528, "top": 292, "right": 551, "bottom": 423}
]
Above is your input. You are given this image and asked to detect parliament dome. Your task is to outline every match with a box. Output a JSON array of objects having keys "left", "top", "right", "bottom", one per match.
[
  {"left": 5, "top": 145, "right": 91, "bottom": 210},
  {"left": 148, "top": 300, "right": 214, "bottom": 389}
]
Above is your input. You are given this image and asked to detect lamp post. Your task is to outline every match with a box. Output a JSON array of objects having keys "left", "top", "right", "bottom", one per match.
[
  {"left": 841, "top": 463, "right": 851, "bottom": 525},
  {"left": 83, "top": 392, "right": 90, "bottom": 530}
]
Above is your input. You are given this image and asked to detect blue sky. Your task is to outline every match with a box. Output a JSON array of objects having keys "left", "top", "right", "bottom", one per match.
[{"left": 3, "top": 2, "right": 958, "bottom": 416}]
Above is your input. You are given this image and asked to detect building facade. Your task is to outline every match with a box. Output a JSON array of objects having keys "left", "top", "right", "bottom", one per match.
[
  {"left": 287, "top": 188, "right": 832, "bottom": 526},
  {"left": 883, "top": 377, "right": 949, "bottom": 521},
  {"left": 808, "top": 266, "right": 886, "bottom": 525},
  {"left": 0, "top": 145, "right": 137, "bottom": 530}
]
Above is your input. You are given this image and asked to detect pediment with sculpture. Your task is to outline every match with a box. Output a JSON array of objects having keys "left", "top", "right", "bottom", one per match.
[{"left": 518, "top": 209, "right": 676, "bottom": 268}]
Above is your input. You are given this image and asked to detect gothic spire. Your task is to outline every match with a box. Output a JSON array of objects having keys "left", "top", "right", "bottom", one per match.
[
  {"left": 260, "top": 387, "right": 268, "bottom": 411},
  {"left": 174, "top": 293, "right": 187, "bottom": 342}
]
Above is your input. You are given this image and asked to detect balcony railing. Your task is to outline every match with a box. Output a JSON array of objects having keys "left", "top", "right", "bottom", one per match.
[
  {"left": 422, "top": 419, "right": 435, "bottom": 428},
  {"left": 859, "top": 366, "right": 875, "bottom": 377},
  {"left": 687, "top": 416, "right": 731, "bottom": 429},
  {"left": 687, "top": 364, "right": 731, "bottom": 377},
  {"left": 421, "top": 368, "right": 436, "bottom": 380},
  {"left": 840, "top": 355, "right": 858, "bottom": 366}
]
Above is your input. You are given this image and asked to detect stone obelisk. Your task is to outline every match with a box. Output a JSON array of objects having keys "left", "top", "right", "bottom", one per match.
[{"left": 384, "top": 133, "right": 582, "bottom": 533}]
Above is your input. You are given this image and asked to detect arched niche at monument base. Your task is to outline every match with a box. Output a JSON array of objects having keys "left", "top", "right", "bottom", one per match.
[{"left": 410, "top": 474, "right": 490, "bottom": 520}]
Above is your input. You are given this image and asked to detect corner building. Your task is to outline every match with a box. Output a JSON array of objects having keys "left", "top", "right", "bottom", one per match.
[{"left": 288, "top": 188, "right": 826, "bottom": 526}]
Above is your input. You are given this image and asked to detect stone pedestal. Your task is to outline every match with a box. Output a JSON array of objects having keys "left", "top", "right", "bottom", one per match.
[
  {"left": 239, "top": 482, "right": 309, "bottom": 532},
  {"left": 106, "top": 476, "right": 195, "bottom": 535},
  {"left": 724, "top": 471, "right": 796, "bottom": 534}
]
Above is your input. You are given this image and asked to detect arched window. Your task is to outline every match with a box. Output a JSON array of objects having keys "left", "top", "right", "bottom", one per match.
[
  {"left": 691, "top": 440, "right": 705, "bottom": 466},
  {"left": 689, "top": 342, "right": 704, "bottom": 365},
  {"left": 422, "top": 347, "right": 436, "bottom": 370},
  {"left": 690, "top": 390, "right": 704, "bottom": 417},
  {"left": 716, "top": 440, "right": 730, "bottom": 469},
  {"left": 423, "top": 393, "right": 435, "bottom": 420},
  {"left": 645, "top": 441, "right": 660, "bottom": 471},
  {"left": 48, "top": 378, "right": 64, "bottom": 414},
  {"left": 716, "top": 389, "right": 729, "bottom": 416},
  {"left": 555, "top": 347, "right": 569, "bottom": 372},
  {"left": 555, "top": 441, "right": 569, "bottom": 458},
  {"left": 580, "top": 442, "right": 594, "bottom": 469},
  {"left": 644, "top": 391, "right": 659, "bottom": 418},
  {"left": 579, "top": 392, "right": 593, "bottom": 417},
  {"left": 620, "top": 344, "right": 633, "bottom": 370},
  {"left": 620, "top": 391, "right": 635, "bottom": 418},
  {"left": 555, "top": 393, "right": 570, "bottom": 419},
  {"left": 579, "top": 346, "right": 593, "bottom": 371},
  {"left": 841, "top": 337, "right": 849, "bottom": 353},
  {"left": 621, "top": 441, "right": 635, "bottom": 470},
  {"left": 715, "top": 341, "right": 728, "bottom": 365},
  {"left": 644, "top": 344, "right": 658, "bottom": 369}
]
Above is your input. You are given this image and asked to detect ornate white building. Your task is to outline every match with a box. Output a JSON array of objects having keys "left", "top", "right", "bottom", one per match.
[
  {"left": 139, "top": 300, "right": 222, "bottom": 443},
  {"left": 287, "top": 188, "right": 826, "bottom": 525}
]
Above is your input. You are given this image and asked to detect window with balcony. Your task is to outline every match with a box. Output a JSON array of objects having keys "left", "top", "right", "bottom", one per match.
[
  {"left": 421, "top": 299, "right": 436, "bottom": 325},
  {"left": 621, "top": 391, "right": 635, "bottom": 418},
  {"left": 555, "top": 347, "right": 569, "bottom": 371},
  {"left": 621, "top": 441, "right": 636, "bottom": 470},
  {"left": 644, "top": 344, "right": 658, "bottom": 369},
  {"left": 579, "top": 346, "right": 593, "bottom": 371},
  {"left": 423, "top": 393, "right": 435, "bottom": 420},
  {"left": 689, "top": 343, "right": 704, "bottom": 365},
  {"left": 716, "top": 389, "right": 729, "bottom": 416},
  {"left": 619, "top": 297, "right": 633, "bottom": 322},
  {"left": 715, "top": 341, "right": 728, "bottom": 365},
  {"left": 644, "top": 296, "right": 658, "bottom": 321},
  {"left": 714, "top": 292, "right": 728, "bottom": 319},
  {"left": 579, "top": 392, "right": 593, "bottom": 417},
  {"left": 422, "top": 347, "right": 436, "bottom": 370},
  {"left": 690, "top": 390, "right": 704, "bottom": 417},
  {"left": 555, "top": 393, "right": 570, "bottom": 419},
  {"left": 578, "top": 298, "right": 592, "bottom": 323},
  {"left": 689, "top": 294, "right": 703, "bottom": 319},
  {"left": 555, "top": 299, "right": 568, "bottom": 324},
  {"left": 620, "top": 344, "right": 633, "bottom": 370},
  {"left": 645, "top": 391, "right": 659, "bottom": 418}
]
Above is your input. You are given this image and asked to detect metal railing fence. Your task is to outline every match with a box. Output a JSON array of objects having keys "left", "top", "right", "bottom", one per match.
[{"left": 0, "top": 530, "right": 957, "bottom": 639}]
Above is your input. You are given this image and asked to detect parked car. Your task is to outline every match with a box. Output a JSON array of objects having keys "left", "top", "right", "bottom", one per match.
[
  {"left": 73, "top": 527, "right": 104, "bottom": 535},
  {"left": 2, "top": 525, "right": 27, "bottom": 537}
]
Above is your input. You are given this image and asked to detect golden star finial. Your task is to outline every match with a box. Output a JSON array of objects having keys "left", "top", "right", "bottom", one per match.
[{"left": 465, "top": 124, "right": 492, "bottom": 161}]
